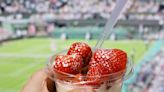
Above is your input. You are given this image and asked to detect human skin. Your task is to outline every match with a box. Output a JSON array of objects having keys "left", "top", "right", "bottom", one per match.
[{"left": 21, "top": 68, "right": 56, "bottom": 92}]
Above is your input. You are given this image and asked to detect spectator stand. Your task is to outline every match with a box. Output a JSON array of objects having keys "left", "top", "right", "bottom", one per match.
[{"left": 122, "top": 39, "right": 164, "bottom": 92}]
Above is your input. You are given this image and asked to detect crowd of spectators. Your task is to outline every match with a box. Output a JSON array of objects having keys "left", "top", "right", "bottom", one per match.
[
  {"left": 0, "top": 22, "right": 55, "bottom": 43},
  {"left": 0, "top": 0, "right": 163, "bottom": 42},
  {"left": 126, "top": 0, "right": 164, "bottom": 20},
  {"left": 0, "top": 0, "right": 163, "bottom": 20},
  {"left": 128, "top": 48, "right": 164, "bottom": 92},
  {"left": 143, "top": 29, "right": 164, "bottom": 40}
]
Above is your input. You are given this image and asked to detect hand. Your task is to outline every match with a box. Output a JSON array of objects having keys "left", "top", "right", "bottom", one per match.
[{"left": 21, "top": 68, "right": 56, "bottom": 92}]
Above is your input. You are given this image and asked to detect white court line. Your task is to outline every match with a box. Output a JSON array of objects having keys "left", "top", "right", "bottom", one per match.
[
  {"left": 0, "top": 53, "right": 48, "bottom": 77},
  {"left": 9, "top": 61, "right": 41, "bottom": 77},
  {"left": 0, "top": 53, "right": 51, "bottom": 58},
  {"left": 0, "top": 61, "right": 42, "bottom": 90},
  {"left": 21, "top": 45, "right": 49, "bottom": 54},
  {"left": 0, "top": 60, "right": 42, "bottom": 77},
  {"left": 0, "top": 53, "right": 48, "bottom": 87},
  {"left": 0, "top": 88, "right": 18, "bottom": 92}
]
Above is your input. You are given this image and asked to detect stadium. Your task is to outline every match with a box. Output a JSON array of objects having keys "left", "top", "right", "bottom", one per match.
[{"left": 0, "top": 0, "right": 163, "bottom": 92}]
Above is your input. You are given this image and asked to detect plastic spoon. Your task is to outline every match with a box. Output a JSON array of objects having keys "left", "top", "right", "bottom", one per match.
[{"left": 94, "top": 0, "right": 129, "bottom": 49}]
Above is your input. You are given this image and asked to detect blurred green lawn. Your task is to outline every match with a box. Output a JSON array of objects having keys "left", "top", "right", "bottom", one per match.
[{"left": 0, "top": 38, "right": 147, "bottom": 92}]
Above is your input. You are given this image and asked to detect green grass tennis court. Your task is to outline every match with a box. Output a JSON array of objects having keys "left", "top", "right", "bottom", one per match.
[{"left": 0, "top": 38, "right": 148, "bottom": 92}]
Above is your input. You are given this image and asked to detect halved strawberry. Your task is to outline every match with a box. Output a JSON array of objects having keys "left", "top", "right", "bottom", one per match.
[
  {"left": 67, "top": 42, "right": 92, "bottom": 66},
  {"left": 53, "top": 54, "right": 83, "bottom": 74}
]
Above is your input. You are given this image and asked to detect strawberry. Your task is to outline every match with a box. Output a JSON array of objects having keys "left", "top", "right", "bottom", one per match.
[
  {"left": 93, "top": 49, "right": 127, "bottom": 72},
  {"left": 87, "top": 59, "right": 111, "bottom": 85},
  {"left": 53, "top": 54, "right": 83, "bottom": 74},
  {"left": 86, "top": 49, "right": 127, "bottom": 86},
  {"left": 87, "top": 58, "right": 113, "bottom": 86},
  {"left": 86, "top": 60, "right": 103, "bottom": 86},
  {"left": 67, "top": 42, "right": 92, "bottom": 66},
  {"left": 89, "top": 58, "right": 113, "bottom": 75}
]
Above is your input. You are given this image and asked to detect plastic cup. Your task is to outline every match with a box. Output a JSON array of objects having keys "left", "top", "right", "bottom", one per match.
[{"left": 46, "top": 49, "right": 133, "bottom": 92}]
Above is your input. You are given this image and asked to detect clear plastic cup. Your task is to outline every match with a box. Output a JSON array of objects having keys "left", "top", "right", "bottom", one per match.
[{"left": 46, "top": 49, "right": 133, "bottom": 92}]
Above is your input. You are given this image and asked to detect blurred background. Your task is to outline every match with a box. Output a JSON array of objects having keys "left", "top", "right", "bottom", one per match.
[{"left": 0, "top": 0, "right": 163, "bottom": 92}]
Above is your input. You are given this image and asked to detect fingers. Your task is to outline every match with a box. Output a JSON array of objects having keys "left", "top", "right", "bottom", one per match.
[{"left": 21, "top": 68, "right": 56, "bottom": 92}]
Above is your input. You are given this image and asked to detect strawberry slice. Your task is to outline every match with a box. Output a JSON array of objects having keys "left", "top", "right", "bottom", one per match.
[
  {"left": 53, "top": 54, "right": 83, "bottom": 74},
  {"left": 67, "top": 42, "right": 92, "bottom": 66}
]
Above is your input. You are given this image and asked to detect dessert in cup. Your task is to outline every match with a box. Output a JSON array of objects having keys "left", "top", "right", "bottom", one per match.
[{"left": 46, "top": 42, "right": 133, "bottom": 92}]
